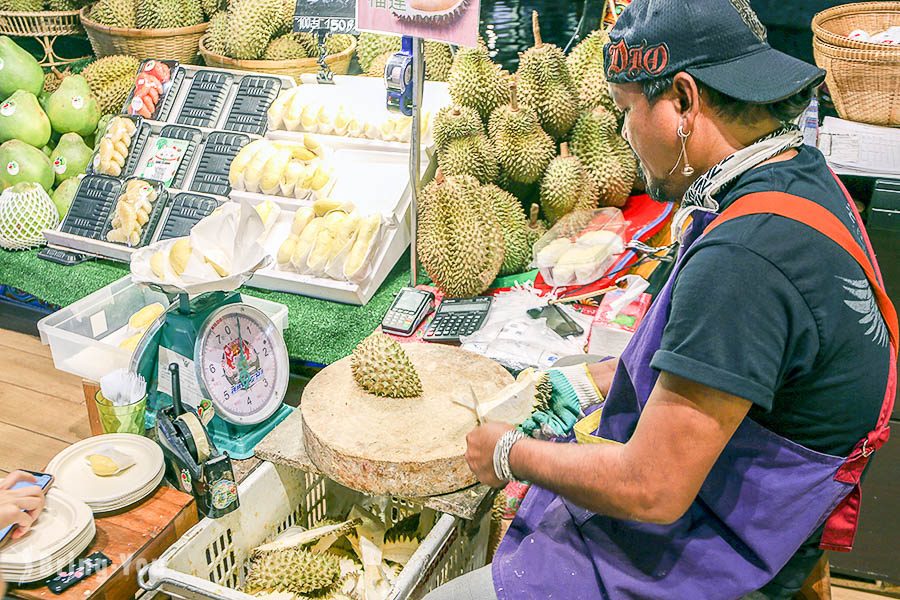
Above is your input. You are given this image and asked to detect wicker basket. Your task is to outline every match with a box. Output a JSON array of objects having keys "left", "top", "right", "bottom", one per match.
[
  {"left": 0, "top": 9, "right": 87, "bottom": 67},
  {"left": 79, "top": 5, "right": 207, "bottom": 64},
  {"left": 813, "top": 27, "right": 900, "bottom": 127},
  {"left": 198, "top": 34, "right": 357, "bottom": 81},
  {"left": 812, "top": 2, "right": 900, "bottom": 50}
]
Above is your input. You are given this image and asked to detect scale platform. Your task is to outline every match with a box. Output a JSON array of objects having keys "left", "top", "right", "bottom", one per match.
[{"left": 207, "top": 404, "right": 294, "bottom": 460}]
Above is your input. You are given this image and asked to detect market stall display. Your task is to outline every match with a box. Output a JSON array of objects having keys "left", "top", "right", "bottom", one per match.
[{"left": 0, "top": 490, "right": 95, "bottom": 584}]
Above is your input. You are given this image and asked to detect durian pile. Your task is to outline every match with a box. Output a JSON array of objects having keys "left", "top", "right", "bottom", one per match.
[
  {"left": 267, "top": 86, "right": 432, "bottom": 144},
  {"left": 200, "top": 0, "right": 355, "bottom": 61},
  {"left": 229, "top": 137, "right": 334, "bottom": 200},
  {"left": 0, "top": 0, "right": 88, "bottom": 12},
  {"left": 275, "top": 199, "right": 382, "bottom": 283},
  {"left": 86, "top": 0, "right": 209, "bottom": 29},
  {"left": 240, "top": 505, "right": 432, "bottom": 600},
  {"left": 419, "top": 15, "right": 637, "bottom": 297}
]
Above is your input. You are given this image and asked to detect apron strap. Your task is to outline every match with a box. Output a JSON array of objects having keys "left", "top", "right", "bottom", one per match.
[{"left": 703, "top": 190, "right": 898, "bottom": 552}]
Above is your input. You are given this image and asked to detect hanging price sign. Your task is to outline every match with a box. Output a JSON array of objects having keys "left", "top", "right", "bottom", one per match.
[{"left": 293, "top": 0, "right": 358, "bottom": 34}]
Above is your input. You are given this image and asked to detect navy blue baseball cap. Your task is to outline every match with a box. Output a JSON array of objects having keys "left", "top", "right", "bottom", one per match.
[{"left": 603, "top": 0, "right": 826, "bottom": 103}]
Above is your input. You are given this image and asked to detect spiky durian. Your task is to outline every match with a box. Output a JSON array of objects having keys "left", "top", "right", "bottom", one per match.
[
  {"left": 424, "top": 41, "right": 453, "bottom": 81},
  {"left": 277, "top": 0, "right": 293, "bottom": 34},
  {"left": 438, "top": 134, "right": 498, "bottom": 184},
  {"left": 82, "top": 55, "right": 140, "bottom": 114},
  {"left": 88, "top": 0, "right": 136, "bottom": 28},
  {"left": 433, "top": 104, "right": 482, "bottom": 151},
  {"left": 364, "top": 51, "right": 392, "bottom": 78},
  {"left": 567, "top": 29, "right": 620, "bottom": 117},
  {"left": 516, "top": 11, "right": 579, "bottom": 140},
  {"left": 350, "top": 333, "right": 423, "bottom": 399},
  {"left": 136, "top": 0, "right": 202, "bottom": 28},
  {"left": 482, "top": 183, "right": 531, "bottom": 275},
  {"left": 418, "top": 174, "right": 504, "bottom": 297},
  {"left": 47, "top": 0, "right": 78, "bottom": 11},
  {"left": 357, "top": 32, "right": 402, "bottom": 73},
  {"left": 325, "top": 33, "right": 355, "bottom": 56},
  {"left": 204, "top": 11, "right": 229, "bottom": 55},
  {"left": 200, "top": 0, "right": 219, "bottom": 18},
  {"left": 534, "top": 370, "right": 552, "bottom": 412},
  {"left": 0, "top": 0, "right": 42, "bottom": 10},
  {"left": 539, "top": 142, "right": 599, "bottom": 224},
  {"left": 448, "top": 40, "right": 511, "bottom": 122},
  {"left": 488, "top": 82, "right": 555, "bottom": 186},
  {"left": 244, "top": 548, "right": 341, "bottom": 596},
  {"left": 569, "top": 105, "right": 637, "bottom": 207},
  {"left": 225, "top": 0, "right": 281, "bottom": 60},
  {"left": 264, "top": 33, "right": 313, "bottom": 60}
]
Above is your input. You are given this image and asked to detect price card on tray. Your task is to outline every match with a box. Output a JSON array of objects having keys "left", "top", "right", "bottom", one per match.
[{"left": 293, "top": 0, "right": 358, "bottom": 34}]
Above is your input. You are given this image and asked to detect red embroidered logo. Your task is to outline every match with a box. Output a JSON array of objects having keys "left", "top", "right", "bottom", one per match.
[{"left": 606, "top": 39, "right": 670, "bottom": 79}]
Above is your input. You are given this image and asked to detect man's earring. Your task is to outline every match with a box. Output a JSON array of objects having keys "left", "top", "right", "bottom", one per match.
[{"left": 677, "top": 124, "right": 694, "bottom": 177}]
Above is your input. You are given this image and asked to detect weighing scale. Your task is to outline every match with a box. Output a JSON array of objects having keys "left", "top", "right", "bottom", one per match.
[{"left": 131, "top": 280, "right": 292, "bottom": 460}]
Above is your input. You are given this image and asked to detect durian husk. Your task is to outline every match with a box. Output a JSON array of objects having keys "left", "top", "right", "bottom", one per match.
[
  {"left": 350, "top": 333, "right": 423, "bottom": 399},
  {"left": 539, "top": 142, "right": 600, "bottom": 224},
  {"left": 243, "top": 548, "right": 341, "bottom": 596},
  {"left": 568, "top": 106, "right": 637, "bottom": 207}
]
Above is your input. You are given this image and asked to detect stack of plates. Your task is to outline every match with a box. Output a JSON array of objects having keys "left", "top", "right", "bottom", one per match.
[
  {"left": 0, "top": 489, "right": 95, "bottom": 583},
  {"left": 46, "top": 434, "right": 165, "bottom": 513}
]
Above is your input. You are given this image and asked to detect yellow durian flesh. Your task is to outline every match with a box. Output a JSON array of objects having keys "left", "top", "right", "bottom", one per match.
[
  {"left": 307, "top": 229, "right": 335, "bottom": 272},
  {"left": 205, "top": 257, "right": 228, "bottom": 277},
  {"left": 260, "top": 148, "right": 293, "bottom": 194},
  {"left": 283, "top": 88, "right": 307, "bottom": 131},
  {"left": 243, "top": 143, "right": 279, "bottom": 193},
  {"left": 267, "top": 86, "right": 299, "bottom": 130},
  {"left": 150, "top": 251, "right": 167, "bottom": 278},
  {"left": 300, "top": 104, "right": 320, "bottom": 131},
  {"left": 291, "top": 218, "right": 323, "bottom": 269},
  {"left": 118, "top": 331, "right": 144, "bottom": 352},
  {"left": 87, "top": 454, "right": 121, "bottom": 477},
  {"left": 291, "top": 206, "right": 315, "bottom": 235},
  {"left": 277, "top": 235, "right": 298, "bottom": 265},
  {"left": 129, "top": 302, "right": 165, "bottom": 330},
  {"left": 229, "top": 139, "right": 269, "bottom": 189},
  {"left": 169, "top": 238, "right": 192, "bottom": 276},
  {"left": 344, "top": 215, "right": 381, "bottom": 278},
  {"left": 308, "top": 166, "right": 331, "bottom": 192}
]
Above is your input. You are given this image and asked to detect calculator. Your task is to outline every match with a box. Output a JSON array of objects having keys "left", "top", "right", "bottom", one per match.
[
  {"left": 424, "top": 297, "right": 492, "bottom": 343},
  {"left": 382, "top": 287, "right": 436, "bottom": 336}
]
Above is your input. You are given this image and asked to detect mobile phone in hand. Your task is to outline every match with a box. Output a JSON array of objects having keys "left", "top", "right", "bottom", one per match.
[{"left": 0, "top": 470, "right": 54, "bottom": 547}]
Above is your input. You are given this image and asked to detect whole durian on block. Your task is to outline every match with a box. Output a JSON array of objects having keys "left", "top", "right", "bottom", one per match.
[
  {"left": 569, "top": 106, "right": 637, "bottom": 207},
  {"left": 438, "top": 134, "right": 498, "bottom": 184},
  {"left": 88, "top": 0, "right": 136, "bottom": 28},
  {"left": 567, "top": 29, "right": 620, "bottom": 116},
  {"left": 82, "top": 55, "right": 141, "bottom": 114},
  {"left": 482, "top": 183, "right": 532, "bottom": 275},
  {"left": 417, "top": 174, "right": 504, "bottom": 297},
  {"left": 488, "top": 82, "right": 555, "bottom": 186},
  {"left": 244, "top": 548, "right": 341, "bottom": 596},
  {"left": 517, "top": 11, "right": 579, "bottom": 140},
  {"left": 350, "top": 333, "right": 423, "bottom": 399},
  {"left": 448, "top": 41, "right": 511, "bottom": 122},
  {"left": 433, "top": 105, "right": 482, "bottom": 151},
  {"left": 225, "top": 0, "right": 281, "bottom": 60},
  {"left": 540, "top": 142, "right": 599, "bottom": 224}
]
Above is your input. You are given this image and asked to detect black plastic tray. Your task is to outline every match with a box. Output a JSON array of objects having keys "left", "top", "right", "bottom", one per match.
[
  {"left": 157, "top": 192, "right": 221, "bottom": 241},
  {"left": 100, "top": 178, "right": 169, "bottom": 248},
  {"left": 177, "top": 70, "right": 233, "bottom": 129},
  {"left": 87, "top": 115, "right": 151, "bottom": 180},
  {"left": 189, "top": 131, "right": 251, "bottom": 196},
  {"left": 224, "top": 76, "right": 283, "bottom": 136},
  {"left": 59, "top": 175, "right": 122, "bottom": 240}
]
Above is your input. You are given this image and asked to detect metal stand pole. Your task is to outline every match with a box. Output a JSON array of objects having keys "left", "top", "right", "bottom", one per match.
[{"left": 409, "top": 37, "right": 425, "bottom": 287}]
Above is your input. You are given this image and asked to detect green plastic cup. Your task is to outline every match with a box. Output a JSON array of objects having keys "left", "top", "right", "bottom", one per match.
[{"left": 95, "top": 391, "right": 147, "bottom": 434}]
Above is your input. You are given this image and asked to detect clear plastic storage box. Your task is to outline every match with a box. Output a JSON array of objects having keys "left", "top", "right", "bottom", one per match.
[{"left": 37, "top": 276, "right": 289, "bottom": 382}]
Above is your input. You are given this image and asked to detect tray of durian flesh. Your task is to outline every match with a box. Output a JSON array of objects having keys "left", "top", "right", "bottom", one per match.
[
  {"left": 102, "top": 178, "right": 167, "bottom": 248},
  {"left": 264, "top": 197, "right": 385, "bottom": 284},
  {"left": 228, "top": 135, "right": 335, "bottom": 202},
  {"left": 90, "top": 115, "right": 149, "bottom": 179},
  {"left": 267, "top": 82, "right": 435, "bottom": 147}
]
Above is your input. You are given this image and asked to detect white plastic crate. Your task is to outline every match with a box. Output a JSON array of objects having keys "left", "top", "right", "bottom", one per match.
[
  {"left": 37, "top": 275, "right": 289, "bottom": 382},
  {"left": 139, "top": 461, "right": 490, "bottom": 600}
]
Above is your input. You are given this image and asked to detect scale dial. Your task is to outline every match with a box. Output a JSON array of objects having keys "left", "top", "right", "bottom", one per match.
[{"left": 195, "top": 304, "right": 288, "bottom": 426}]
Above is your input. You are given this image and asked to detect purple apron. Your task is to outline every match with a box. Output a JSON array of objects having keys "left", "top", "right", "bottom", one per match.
[{"left": 493, "top": 189, "right": 898, "bottom": 600}]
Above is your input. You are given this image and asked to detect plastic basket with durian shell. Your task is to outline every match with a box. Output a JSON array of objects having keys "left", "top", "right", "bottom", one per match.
[
  {"left": 533, "top": 208, "right": 629, "bottom": 288},
  {"left": 272, "top": 198, "right": 387, "bottom": 284},
  {"left": 228, "top": 135, "right": 336, "bottom": 202}
]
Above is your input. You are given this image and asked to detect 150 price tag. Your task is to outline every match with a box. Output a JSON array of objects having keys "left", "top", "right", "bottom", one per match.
[{"left": 293, "top": 0, "right": 358, "bottom": 34}]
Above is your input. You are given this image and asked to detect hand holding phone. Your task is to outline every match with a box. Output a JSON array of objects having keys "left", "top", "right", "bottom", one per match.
[{"left": 0, "top": 470, "right": 50, "bottom": 545}]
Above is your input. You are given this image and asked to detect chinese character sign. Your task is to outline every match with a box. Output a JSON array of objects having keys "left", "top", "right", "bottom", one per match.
[
  {"left": 293, "top": 0, "right": 358, "bottom": 34},
  {"left": 357, "top": 0, "right": 480, "bottom": 47}
]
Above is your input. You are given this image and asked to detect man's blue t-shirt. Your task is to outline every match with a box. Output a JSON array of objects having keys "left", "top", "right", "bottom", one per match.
[{"left": 650, "top": 146, "right": 890, "bottom": 598}]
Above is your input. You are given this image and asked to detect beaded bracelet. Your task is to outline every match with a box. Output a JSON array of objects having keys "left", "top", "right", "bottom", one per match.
[{"left": 493, "top": 430, "right": 526, "bottom": 482}]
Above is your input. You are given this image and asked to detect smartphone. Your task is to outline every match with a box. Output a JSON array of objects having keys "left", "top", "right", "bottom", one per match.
[{"left": 0, "top": 470, "right": 54, "bottom": 547}]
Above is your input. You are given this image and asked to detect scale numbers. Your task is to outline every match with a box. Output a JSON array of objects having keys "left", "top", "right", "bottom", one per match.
[{"left": 195, "top": 304, "right": 288, "bottom": 425}]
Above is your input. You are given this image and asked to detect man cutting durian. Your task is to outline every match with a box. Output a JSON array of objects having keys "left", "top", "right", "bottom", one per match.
[{"left": 426, "top": 0, "right": 897, "bottom": 598}]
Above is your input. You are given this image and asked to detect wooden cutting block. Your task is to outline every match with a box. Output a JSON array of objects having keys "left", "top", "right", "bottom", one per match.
[{"left": 302, "top": 344, "right": 514, "bottom": 497}]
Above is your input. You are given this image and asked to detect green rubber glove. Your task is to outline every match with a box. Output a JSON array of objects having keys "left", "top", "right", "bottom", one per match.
[{"left": 519, "top": 364, "right": 605, "bottom": 439}]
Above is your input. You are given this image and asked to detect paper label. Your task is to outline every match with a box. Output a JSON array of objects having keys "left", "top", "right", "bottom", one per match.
[
  {"left": 179, "top": 468, "right": 192, "bottom": 492},
  {"left": 0, "top": 58, "right": 4, "bottom": 71},
  {"left": 130, "top": 97, "right": 144, "bottom": 113},
  {"left": 139, "top": 137, "right": 189, "bottom": 187},
  {"left": 53, "top": 156, "right": 67, "bottom": 175},
  {"left": 89, "top": 310, "right": 108, "bottom": 338},
  {"left": 144, "top": 60, "right": 156, "bottom": 72},
  {"left": 157, "top": 346, "right": 206, "bottom": 410},
  {"left": 6, "top": 161, "right": 18, "bottom": 176},
  {"left": 71, "top": 96, "right": 84, "bottom": 110},
  {"left": 0, "top": 100, "right": 15, "bottom": 117}
]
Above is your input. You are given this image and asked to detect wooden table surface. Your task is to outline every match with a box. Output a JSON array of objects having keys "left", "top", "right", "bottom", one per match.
[{"left": 9, "top": 486, "right": 197, "bottom": 600}]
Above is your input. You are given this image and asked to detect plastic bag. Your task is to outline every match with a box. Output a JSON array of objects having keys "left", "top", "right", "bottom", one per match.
[{"left": 532, "top": 208, "right": 628, "bottom": 287}]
